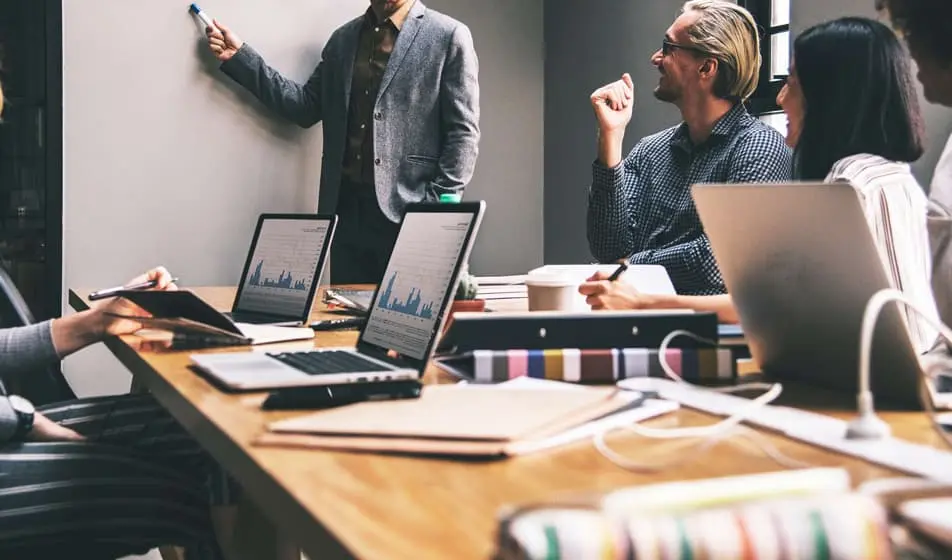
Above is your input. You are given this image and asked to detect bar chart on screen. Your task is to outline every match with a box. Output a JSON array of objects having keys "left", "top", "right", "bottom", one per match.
[
  {"left": 235, "top": 219, "right": 329, "bottom": 317},
  {"left": 362, "top": 212, "right": 473, "bottom": 359}
]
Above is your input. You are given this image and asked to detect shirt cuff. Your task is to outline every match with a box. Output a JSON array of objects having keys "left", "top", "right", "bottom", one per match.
[
  {"left": 40, "top": 319, "right": 60, "bottom": 360},
  {"left": 220, "top": 43, "right": 257, "bottom": 75},
  {"left": 591, "top": 159, "right": 625, "bottom": 192}
]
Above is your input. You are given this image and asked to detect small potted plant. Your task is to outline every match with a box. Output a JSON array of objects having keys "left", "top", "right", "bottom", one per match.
[{"left": 451, "top": 268, "right": 485, "bottom": 313}]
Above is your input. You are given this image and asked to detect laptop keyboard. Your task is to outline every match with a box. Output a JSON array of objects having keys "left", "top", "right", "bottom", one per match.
[{"left": 267, "top": 350, "right": 386, "bottom": 376}]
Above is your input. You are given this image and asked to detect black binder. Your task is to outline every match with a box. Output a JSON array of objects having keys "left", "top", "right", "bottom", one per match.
[{"left": 436, "top": 310, "right": 719, "bottom": 354}]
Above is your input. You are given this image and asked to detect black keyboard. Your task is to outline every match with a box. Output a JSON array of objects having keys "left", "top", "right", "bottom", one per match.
[{"left": 267, "top": 350, "right": 386, "bottom": 376}]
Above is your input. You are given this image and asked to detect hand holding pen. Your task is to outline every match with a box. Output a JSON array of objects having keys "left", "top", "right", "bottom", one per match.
[
  {"left": 87, "top": 266, "right": 180, "bottom": 338},
  {"left": 606, "top": 262, "right": 629, "bottom": 282},
  {"left": 89, "top": 268, "right": 179, "bottom": 301},
  {"left": 577, "top": 262, "right": 650, "bottom": 311}
]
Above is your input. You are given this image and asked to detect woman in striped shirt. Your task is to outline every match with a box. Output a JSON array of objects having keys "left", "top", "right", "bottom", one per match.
[{"left": 580, "top": 16, "right": 940, "bottom": 354}]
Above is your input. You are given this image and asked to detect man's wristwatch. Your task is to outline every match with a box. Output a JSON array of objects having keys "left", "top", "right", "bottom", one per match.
[{"left": 8, "top": 395, "right": 35, "bottom": 439}]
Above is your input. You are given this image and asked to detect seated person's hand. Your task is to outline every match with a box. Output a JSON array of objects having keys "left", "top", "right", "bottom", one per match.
[
  {"left": 97, "top": 266, "right": 178, "bottom": 336},
  {"left": 27, "top": 412, "right": 84, "bottom": 442},
  {"left": 579, "top": 270, "right": 653, "bottom": 310}
]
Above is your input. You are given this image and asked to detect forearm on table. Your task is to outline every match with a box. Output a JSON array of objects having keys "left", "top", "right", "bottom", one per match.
[
  {"left": 50, "top": 310, "right": 106, "bottom": 358},
  {"left": 0, "top": 320, "right": 62, "bottom": 374},
  {"left": 643, "top": 293, "right": 738, "bottom": 324}
]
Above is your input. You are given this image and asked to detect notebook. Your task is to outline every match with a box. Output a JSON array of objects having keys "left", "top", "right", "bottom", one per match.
[
  {"left": 108, "top": 289, "right": 314, "bottom": 345},
  {"left": 257, "top": 382, "right": 674, "bottom": 458}
]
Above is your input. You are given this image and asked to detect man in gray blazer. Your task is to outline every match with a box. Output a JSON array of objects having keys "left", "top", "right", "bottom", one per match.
[{"left": 205, "top": 0, "right": 480, "bottom": 283}]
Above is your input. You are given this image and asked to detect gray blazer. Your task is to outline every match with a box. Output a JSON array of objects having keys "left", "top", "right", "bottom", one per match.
[{"left": 221, "top": 1, "right": 480, "bottom": 222}]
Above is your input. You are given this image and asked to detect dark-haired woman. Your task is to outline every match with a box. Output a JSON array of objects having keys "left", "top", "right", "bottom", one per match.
[{"left": 579, "top": 16, "right": 939, "bottom": 353}]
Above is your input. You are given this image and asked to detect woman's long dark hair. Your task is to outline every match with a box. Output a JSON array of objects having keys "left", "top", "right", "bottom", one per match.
[{"left": 793, "top": 17, "right": 924, "bottom": 180}]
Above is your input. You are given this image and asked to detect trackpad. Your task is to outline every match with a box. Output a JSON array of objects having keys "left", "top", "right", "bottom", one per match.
[{"left": 213, "top": 356, "right": 300, "bottom": 381}]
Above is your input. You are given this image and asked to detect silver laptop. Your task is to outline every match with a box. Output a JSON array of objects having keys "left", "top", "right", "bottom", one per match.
[
  {"left": 190, "top": 201, "right": 486, "bottom": 391},
  {"left": 223, "top": 213, "right": 337, "bottom": 326},
  {"left": 692, "top": 182, "right": 925, "bottom": 408}
]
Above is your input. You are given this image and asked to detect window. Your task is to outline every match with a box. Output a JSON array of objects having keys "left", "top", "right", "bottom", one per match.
[
  {"left": 740, "top": 0, "right": 791, "bottom": 130},
  {"left": 758, "top": 112, "right": 788, "bottom": 138}
]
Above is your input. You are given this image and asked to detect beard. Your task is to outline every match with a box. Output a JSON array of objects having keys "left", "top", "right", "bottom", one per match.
[
  {"left": 653, "top": 83, "right": 679, "bottom": 103},
  {"left": 372, "top": 0, "right": 402, "bottom": 11},
  {"left": 653, "top": 73, "right": 679, "bottom": 103},
  {"left": 653, "top": 87, "right": 677, "bottom": 102}
]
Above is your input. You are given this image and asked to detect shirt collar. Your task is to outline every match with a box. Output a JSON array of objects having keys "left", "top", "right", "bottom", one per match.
[
  {"left": 365, "top": 0, "right": 415, "bottom": 31},
  {"left": 670, "top": 102, "right": 751, "bottom": 151}
]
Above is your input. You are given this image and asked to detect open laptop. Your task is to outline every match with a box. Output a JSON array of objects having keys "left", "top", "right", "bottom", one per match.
[
  {"left": 190, "top": 201, "right": 486, "bottom": 391},
  {"left": 692, "top": 182, "right": 928, "bottom": 409},
  {"left": 223, "top": 213, "right": 337, "bottom": 326}
]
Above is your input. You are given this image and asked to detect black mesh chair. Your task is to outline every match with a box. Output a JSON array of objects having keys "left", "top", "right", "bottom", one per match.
[{"left": 0, "top": 262, "right": 76, "bottom": 404}]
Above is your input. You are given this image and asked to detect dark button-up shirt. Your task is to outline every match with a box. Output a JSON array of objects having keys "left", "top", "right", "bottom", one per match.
[
  {"left": 587, "top": 103, "right": 792, "bottom": 295},
  {"left": 341, "top": 7, "right": 404, "bottom": 185}
]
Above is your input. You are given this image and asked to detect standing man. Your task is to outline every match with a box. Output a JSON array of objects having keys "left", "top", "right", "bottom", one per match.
[
  {"left": 205, "top": 0, "right": 480, "bottom": 283},
  {"left": 587, "top": 0, "right": 792, "bottom": 295}
]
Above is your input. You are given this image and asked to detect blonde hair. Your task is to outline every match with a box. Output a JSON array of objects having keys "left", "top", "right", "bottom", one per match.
[{"left": 681, "top": 0, "right": 761, "bottom": 100}]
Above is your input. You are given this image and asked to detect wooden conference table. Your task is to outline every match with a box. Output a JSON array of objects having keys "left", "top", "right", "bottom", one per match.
[{"left": 68, "top": 285, "right": 947, "bottom": 560}]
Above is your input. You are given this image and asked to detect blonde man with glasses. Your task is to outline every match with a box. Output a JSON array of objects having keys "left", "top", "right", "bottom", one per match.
[{"left": 587, "top": 0, "right": 791, "bottom": 296}]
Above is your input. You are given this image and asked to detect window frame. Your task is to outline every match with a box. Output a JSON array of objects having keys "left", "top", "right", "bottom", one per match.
[{"left": 740, "top": 0, "right": 790, "bottom": 116}]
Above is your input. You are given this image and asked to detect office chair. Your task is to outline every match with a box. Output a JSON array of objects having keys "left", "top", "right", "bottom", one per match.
[{"left": 0, "top": 262, "right": 76, "bottom": 404}]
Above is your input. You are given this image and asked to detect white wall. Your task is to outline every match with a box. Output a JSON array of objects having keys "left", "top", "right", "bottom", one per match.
[
  {"left": 428, "top": 0, "right": 545, "bottom": 275},
  {"left": 61, "top": 0, "right": 544, "bottom": 395}
]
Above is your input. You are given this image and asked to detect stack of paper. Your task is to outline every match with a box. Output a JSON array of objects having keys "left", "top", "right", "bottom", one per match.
[{"left": 476, "top": 275, "right": 528, "bottom": 302}]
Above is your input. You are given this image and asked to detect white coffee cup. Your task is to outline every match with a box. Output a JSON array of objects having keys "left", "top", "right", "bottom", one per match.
[{"left": 525, "top": 273, "right": 578, "bottom": 311}]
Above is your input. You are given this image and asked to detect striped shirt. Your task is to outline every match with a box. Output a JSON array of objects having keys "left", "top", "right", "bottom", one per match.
[
  {"left": 826, "top": 153, "right": 939, "bottom": 353},
  {"left": 587, "top": 103, "right": 793, "bottom": 295}
]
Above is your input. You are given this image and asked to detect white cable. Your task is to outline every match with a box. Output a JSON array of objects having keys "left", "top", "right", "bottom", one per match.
[
  {"left": 860, "top": 289, "right": 952, "bottom": 448},
  {"left": 597, "top": 291, "right": 952, "bottom": 474},
  {"left": 626, "top": 329, "right": 781, "bottom": 439},
  {"left": 595, "top": 329, "right": 814, "bottom": 471},
  {"left": 594, "top": 424, "right": 814, "bottom": 473}
]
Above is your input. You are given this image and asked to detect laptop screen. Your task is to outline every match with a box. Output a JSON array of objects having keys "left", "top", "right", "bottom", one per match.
[
  {"left": 233, "top": 217, "right": 332, "bottom": 319},
  {"left": 360, "top": 209, "right": 478, "bottom": 361}
]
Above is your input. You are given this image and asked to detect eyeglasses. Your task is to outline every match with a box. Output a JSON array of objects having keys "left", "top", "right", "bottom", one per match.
[{"left": 661, "top": 39, "right": 709, "bottom": 56}]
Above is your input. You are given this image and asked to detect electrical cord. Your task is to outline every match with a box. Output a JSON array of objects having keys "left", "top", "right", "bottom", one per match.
[
  {"left": 594, "top": 329, "right": 814, "bottom": 472},
  {"left": 596, "top": 289, "right": 952, "bottom": 473},
  {"left": 859, "top": 289, "right": 952, "bottom": 449}
]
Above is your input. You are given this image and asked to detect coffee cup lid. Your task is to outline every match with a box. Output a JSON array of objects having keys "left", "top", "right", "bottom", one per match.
[{"left": 525, "top": 273, "right": 576, "bottom": 287}]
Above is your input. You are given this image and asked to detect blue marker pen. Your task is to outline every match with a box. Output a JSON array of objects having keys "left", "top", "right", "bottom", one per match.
[{"left": 189, "top": 3, "right": 215, "bottom": 29}]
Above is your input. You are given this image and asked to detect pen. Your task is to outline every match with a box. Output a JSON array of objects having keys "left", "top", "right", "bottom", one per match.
[
  {"left": 607, "top": 263, "right": 628, "bottom": 281},
  {"left": 88, "top": 277, "right": 179, "bottom": 301},
  {"left": 189, "top": 3, "right": 216, "bottom": 29}
]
